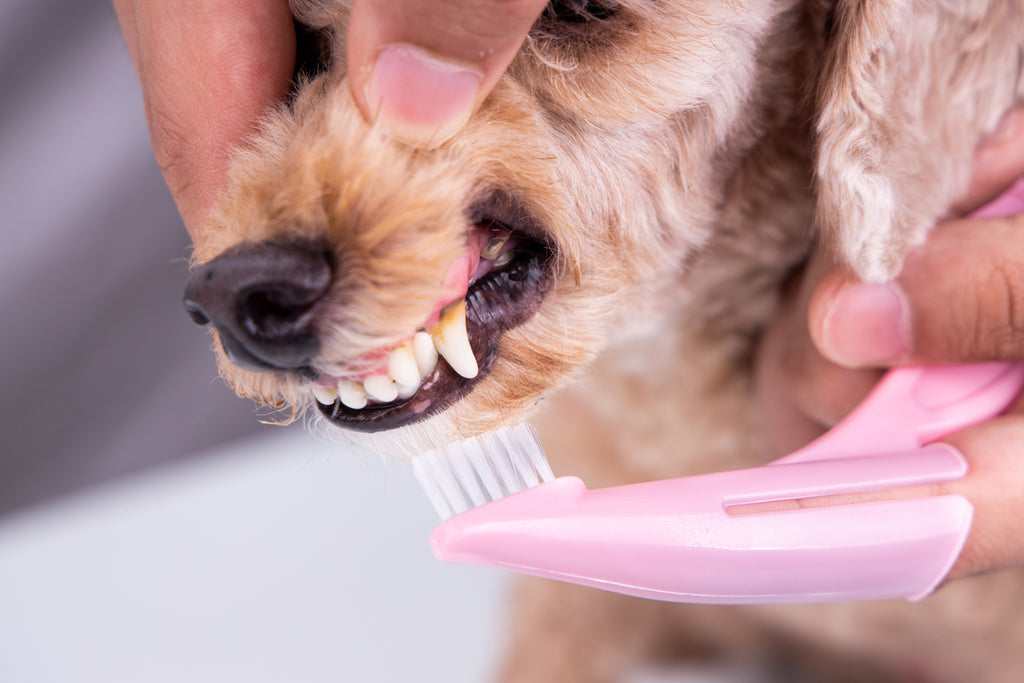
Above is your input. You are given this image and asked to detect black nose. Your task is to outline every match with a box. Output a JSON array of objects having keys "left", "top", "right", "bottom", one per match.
[{"left": 183, "top": 241, "right": 332, "bottom": 371}]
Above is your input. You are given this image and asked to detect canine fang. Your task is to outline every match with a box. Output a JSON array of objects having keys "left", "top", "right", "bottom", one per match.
[{"left": 429, "top": 299, "right": 478, "bottom": 379}]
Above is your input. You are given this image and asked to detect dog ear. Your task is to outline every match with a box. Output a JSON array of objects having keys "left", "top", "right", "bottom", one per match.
[{"left": 813, "top": 0, "right": 1023, "bottom": 282}]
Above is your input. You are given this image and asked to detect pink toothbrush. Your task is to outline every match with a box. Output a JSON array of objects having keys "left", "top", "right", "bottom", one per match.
[{"left": 414, "top": 178, "right": 1024, "bottom": 604}]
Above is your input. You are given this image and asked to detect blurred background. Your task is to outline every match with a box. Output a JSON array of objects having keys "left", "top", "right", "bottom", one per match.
[{"left": 0, "top": 0, "right": 262, "bottom": 517}]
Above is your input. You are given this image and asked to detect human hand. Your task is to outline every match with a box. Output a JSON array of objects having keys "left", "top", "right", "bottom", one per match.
[
  {"left": 113, "top": 0, "right": 297, "bottom": 238},
  {"left": 346, "top": 0, "right": 549, "bottom": 147},
  {"left": 755, "top": 107, "right": 1024, "bottom": 581},
  {"left": 114, "top": 0, "right": 550, "bottom": 237}
]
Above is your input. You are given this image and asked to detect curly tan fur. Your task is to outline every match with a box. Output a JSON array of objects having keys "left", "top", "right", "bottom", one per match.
[{"left": 191, "top": 1, "right": 1024, "bottom": 680}]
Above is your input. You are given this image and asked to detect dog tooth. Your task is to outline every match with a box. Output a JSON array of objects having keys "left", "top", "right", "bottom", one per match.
[
  {"left": 395, "top": 381, "right": 421, "bottom": 400},
  {"left": 312, "top": 384, "right": 338, "bottom": 405},
  {"left": 338, "top": 380, "right": 368, "bottom": 410},
  {"left": 481, "top": 228, "right": 511, "bottom": 260},
  {"left": 364, "top": 374, "right": 399, "bottom": 403},
  {"left": 413, "top": 331, "right": 438, "bottom": 376},
  {"left": 388, "top": 343, "right": 422, "bottom": 388},
  {"left": 431, "top": 299, "right": 478, "bottom": 379}
]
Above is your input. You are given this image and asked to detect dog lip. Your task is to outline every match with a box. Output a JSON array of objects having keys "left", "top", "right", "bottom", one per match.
[{"left": 316, "top": 238, "right": 553, "bottom": 432}]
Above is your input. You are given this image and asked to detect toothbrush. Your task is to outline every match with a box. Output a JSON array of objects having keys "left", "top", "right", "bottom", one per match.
[{"left": 413, "top": 178, "right": 1024, "bottom": 605}]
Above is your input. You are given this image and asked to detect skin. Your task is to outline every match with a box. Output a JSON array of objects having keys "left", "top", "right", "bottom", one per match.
[
  {"left": 347, "top": 0, "right": 550, "bottom": 148},
  {"left": 113, "top": 1, "right": 1024, "bottom": 582}
]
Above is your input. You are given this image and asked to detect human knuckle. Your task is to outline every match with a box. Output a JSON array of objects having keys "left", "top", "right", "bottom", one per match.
[{"left": 970, "top": 257, "right": 1024, "bottom": 360}]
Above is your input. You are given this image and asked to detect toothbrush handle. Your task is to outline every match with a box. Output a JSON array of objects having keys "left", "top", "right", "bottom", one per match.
[
  {"left": 432, "top": 444, "right": 973, "bottom": 604},
  {"left": 778, "top": 179, "right": 1024, "bottom": 464},
  {"left": 775, "top": 362, "right": 1024, "bottom": 464}
]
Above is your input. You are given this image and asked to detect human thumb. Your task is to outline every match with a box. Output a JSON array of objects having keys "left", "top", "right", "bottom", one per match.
[{"left": 346, "top": 0, "right": 549, "bottom": 147}]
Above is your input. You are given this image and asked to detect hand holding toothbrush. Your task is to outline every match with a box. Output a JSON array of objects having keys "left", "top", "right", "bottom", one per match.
[{"left": 757, "top": 107, "right": 1024, "bottom": 582}]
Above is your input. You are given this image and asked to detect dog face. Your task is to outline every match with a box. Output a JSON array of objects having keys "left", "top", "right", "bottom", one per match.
[
  {"left": 182, "top": 0, "right": 1023, "bottom": 452},
  {"left": 184, "top": 0, "right": 800, "bottom": 447}
]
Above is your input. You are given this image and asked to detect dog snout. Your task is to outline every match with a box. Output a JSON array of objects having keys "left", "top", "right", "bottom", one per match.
[{"left": 183, "top": 241, "right": 333, "bottom": 372}]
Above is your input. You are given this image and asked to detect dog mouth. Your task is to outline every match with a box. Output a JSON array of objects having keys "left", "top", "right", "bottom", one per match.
[{"left": 314, "top": 214, "right": 554, "bottom": 432}]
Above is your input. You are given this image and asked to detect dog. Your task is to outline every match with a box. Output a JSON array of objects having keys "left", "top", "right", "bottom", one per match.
[{"left": 182, "top": 1, "right": 1024, "bottom": 680}]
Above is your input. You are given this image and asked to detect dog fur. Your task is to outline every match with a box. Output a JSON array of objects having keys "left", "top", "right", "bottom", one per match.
[{"left": 190, "top": 1, "right": 1024, "bottom": 680}]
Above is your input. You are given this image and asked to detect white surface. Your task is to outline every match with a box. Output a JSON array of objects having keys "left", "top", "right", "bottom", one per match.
[{"left": 0, "top": 430, "right": 510, "bottom": 683}]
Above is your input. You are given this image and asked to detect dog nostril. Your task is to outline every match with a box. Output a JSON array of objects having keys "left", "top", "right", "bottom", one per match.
[
  {"left": 183, "top": 299, "right": 211, "bottom": 326},
  {"left": 183, "top": 241, "right": 333, "bottom": 372},
  {"left": 239, "top": 287, "right": 319, "bottom": 338}
]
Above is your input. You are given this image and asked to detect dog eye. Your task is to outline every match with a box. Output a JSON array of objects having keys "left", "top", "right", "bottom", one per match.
[{"left": 544, "top": 0, "right": 620, "bottom": 23}]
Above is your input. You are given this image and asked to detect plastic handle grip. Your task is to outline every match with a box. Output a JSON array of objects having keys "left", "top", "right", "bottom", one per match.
[
  {"left": 774, "top": 363, "right": 1024, "bottom": 464},
  {"left": 431, "top": 445, "right": 972, "bottom": 603}
]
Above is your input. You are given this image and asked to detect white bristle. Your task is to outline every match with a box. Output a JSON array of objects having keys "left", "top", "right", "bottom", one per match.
[
  {"left": 411, "top": 423, "right": 554, "bottom": 520},
  {"left": 486, "top": 432, "right": 522, "bottom": 497},
  {"left": 471, "top": 440, "right": 505, "bottom": 501}
]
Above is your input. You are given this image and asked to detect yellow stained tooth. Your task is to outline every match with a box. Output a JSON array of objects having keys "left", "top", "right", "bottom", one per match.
[
  {"left": 388, "top": 343, "right": 421, "bottom": 388},
  {"left": 481, "top": 229, "right": 511, "bottom": 260},
  {"left": 312, "top": 384, "right": 337, "bottom": 405},
  {"left": 413, "top": 331, "right": 438, "bottom": 376},
  {"left": 338, "top": 380, "right": 368, "bottom": 409},
  {"left": 431, "top": 299, "right": 478, "bottom": 379},
  {"left": 492, "top": 251, "right": 514, "bottom": 268},
  {"left": 364, "top": 374, "right": 399, "bottom": 403}
]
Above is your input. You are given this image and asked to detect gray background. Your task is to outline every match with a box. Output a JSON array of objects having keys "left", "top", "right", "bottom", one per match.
[{"left": 0, "top": 0, "right": 264, "bottom": 516}]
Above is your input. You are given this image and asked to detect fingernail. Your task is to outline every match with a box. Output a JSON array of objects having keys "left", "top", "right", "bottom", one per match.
[
  {"left": 821, "top": 281, "right": 911, "bottom": 368},
  {"left": 979, "top": 109, "right": 1022, "bottom": 147},
  {"left": 366, "top": 43, "right": 483, "bottom": 148}
]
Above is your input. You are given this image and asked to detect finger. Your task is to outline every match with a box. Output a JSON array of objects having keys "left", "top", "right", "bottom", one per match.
[
  {"left": 347, "top": 0, "right": 550, "bottom": 147},
  {"left": 808, "top": 104, "right": 1024, "bottom": 369},
  {"left": 939, "top": 414, "right": 1024, "bottom": 579},
  {"left": 119, "top": 0, "right": 295, "bottom": 237},
  {"left": 951, "top": 108, "right": 1024, "bottom": 215},
  {"left": 754, "top": 254, "right": 883, "bottom": 458},
  {"left": 112, "top": 0, "right": 139, "bottom": 66},
  {"left": 810, "top": 209, "right": 1024, "bottom": 368}
]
